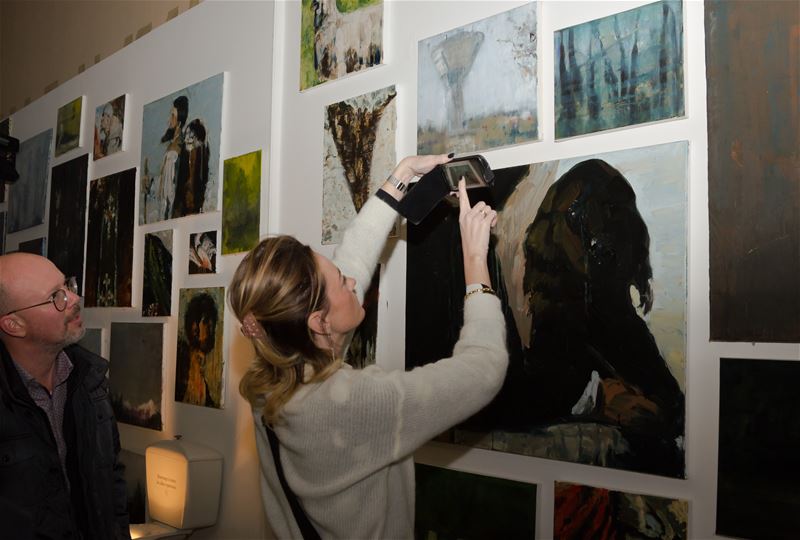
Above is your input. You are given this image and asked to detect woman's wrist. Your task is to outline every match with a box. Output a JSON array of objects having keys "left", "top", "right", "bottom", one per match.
[
  {"left": 380, "top": 164, "right": 417, "bottom": 201},
  {"left": 463, "top": 255, "right": 490, "bottom": 286}
]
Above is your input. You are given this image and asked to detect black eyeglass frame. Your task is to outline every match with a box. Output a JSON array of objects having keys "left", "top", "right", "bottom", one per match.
[{"left": 2, "top": 277, "right": 79, "bottom": 316}]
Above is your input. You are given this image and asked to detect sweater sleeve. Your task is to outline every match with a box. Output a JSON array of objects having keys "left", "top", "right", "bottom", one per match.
[
  {"left": 273, "top": 292, "right": 507, "bottom": 499},
  {"left": 389, "top": 292, "right": 508, "bottom": 459},
  {"left": 332, "top": 195, "right": 397, "bottom": 301}
]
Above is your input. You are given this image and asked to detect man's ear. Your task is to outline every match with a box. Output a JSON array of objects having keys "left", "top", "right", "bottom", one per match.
[
  {"left": 0, "top": 315, "right": 26, "bottom": 338},
  {"left": 307, "top": 310, "right": 328, "bottom": 336}
]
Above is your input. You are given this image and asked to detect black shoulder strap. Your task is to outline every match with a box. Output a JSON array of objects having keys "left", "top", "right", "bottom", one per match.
[{"left": 262, "top": 417, "right": 322, "bottom": 540}]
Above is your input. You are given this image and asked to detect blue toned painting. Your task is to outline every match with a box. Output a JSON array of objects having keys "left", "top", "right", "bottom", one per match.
[
  {"left": 8, "top": 129, "right": 52, "bottom": 233},
  {"left": 417, "top": 3, "right": 538, "bottom": 154},
  {"left": 555, "top": 0, "right": 683, "bottom": 139},
  {"left": 139, "top": 74, "right": 223, "bottom": 224}
]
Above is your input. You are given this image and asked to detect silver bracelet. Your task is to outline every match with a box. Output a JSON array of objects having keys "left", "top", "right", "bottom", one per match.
[{"left": 386, "top": 173, "right": 407, "bottom": 193}]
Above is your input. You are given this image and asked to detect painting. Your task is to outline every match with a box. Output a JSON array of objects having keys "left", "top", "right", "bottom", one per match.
[
  {"left": 300, "top": 0, "right": 383, "bottom": 90},
  {"left": 0, "top": 119, "right": 7, "bottom": 204},
  {"left": 84, "top": 168, "right": 136, "bottom": 307},
  {"left": 222, "top": 150, "right": 260, "bottom": 254},
  {"left": 706, "top": 1, "right": 800, "bottom": 342},
  {"left": 555, "top": 0, "right": 684, "bottom": 139},
  {"left": 48, "top": 154, "right": 88, "bottom": 295},
  {"left": 109, "top": 322, "right": 163, "bottom": 430},
  {"left": 119, "top": 449, "right": 147, "bottom": 524},
  {"left": 139, "top": 73, "right": 223, "bottom": 225},
  {"left": 417, "top": 3, "right": 538, "bottom": 155},
  {"left": 407, "top": 142, "right": 687, "bottom": 478},
  {"left": 78, "top": 327, "right": 103, "bottom": 356},
  {"left": 189, "top": 230, "right": 216, "bottom": 274},
  {"left": 142, "top": 230, "right": 173, "bottom": 317},
  {"left": 555, "top": 481, "right": 688, "bottom": 539},
  {"left": 55, "top": 96, "right": 83, "bottom": 156},
  {"left": 346, "top": 266, "right": 380, "bottom": 369},
  {"left": 8, "top": 129, "right": 52, "bottom": 233},
  {"left": 717, "top": 358, "right": 800, "bottom": 538},
  {"left": 415, "top": 463, "right": 536, "bottom": 539},
  {"left": 94, "top": 94, "right": 125, "bottom": 160},
  {"left": 323, "top": 86, "right": 396, "bottom": 244},
  {"left": 176, "top": 287, "right": 225, "bottom": 409},
  {"left": 17, "top": 237, "right": 46, "bottom": 255}
]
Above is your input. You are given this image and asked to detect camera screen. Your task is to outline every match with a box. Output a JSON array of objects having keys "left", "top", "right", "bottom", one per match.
[{"left": 442, "top": 160, "right": 484, "bottom": 190}]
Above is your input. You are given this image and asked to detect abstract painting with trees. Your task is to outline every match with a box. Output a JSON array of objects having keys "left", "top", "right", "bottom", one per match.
[{"left": 554, "top": 0, "right": 683, "bottom": 139}]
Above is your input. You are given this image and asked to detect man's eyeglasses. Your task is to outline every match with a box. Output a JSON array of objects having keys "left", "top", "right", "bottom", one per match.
[{"left": 2, "top": 277, "right": 79, "bottom": 316}]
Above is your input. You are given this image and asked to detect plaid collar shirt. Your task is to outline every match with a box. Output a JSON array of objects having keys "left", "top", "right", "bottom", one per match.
[{"left": 13, "top": 351, "right": 74, "bottom": 483}]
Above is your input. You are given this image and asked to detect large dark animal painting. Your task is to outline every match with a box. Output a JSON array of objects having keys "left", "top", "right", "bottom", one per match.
[{"left": 407, "top": 142, "right": 687, "bottom": 477}]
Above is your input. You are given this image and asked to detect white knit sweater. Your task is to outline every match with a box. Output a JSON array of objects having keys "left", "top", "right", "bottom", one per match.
[{"left": 252, "top": 196, "right": 508, "bottom": 539}]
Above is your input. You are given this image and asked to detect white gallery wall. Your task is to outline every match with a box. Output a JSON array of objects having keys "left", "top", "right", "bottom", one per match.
[
  {"left": 4, "top": 2, "right": 274, "bottom": 538},
  {"left": 3, "top": 1, "right": 799, "bottom": 539}
]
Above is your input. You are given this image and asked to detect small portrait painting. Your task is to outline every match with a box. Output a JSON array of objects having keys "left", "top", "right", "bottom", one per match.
[
  {"left": 94, "top": 95, "right": 126, "bottom": 160},
  {"left": 189, "top": 230, "right": 217, "bottom": 274},
  {"left": 175, "top": 287, "right": 225, "bottom": 409}
]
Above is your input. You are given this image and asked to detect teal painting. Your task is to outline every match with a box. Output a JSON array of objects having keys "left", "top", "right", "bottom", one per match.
[{"left": 555, "top": 0, "right": 684, "bottom": 139}]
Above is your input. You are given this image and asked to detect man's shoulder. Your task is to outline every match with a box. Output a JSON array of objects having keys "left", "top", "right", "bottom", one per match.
[{"left": 64, "top": 344, "right": 109, "bottom": 385}]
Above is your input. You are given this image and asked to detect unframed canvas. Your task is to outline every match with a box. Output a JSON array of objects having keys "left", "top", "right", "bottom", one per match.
[
  {"left": 415, "top": 463, "right": 537, "bottom": 539},
  {"left": 8, "top": 129, "right": 52, "bottom": 233},
  {"left": 554, "top": 481, "right": 688, "bottom": 539},
  {"left": 84, "top": 168, "right": 136, "bottom": 307},
  {"left": 300, "top": 0, "right": 383, "bottom": 90},
  {"left": 322, "top": 86, "right": 396, "bottom": 245},
  {"left": 109, "top": 322, "right": 164, "bottom": 431},
  {"left": 417, "top": 3, "right": 538, "bottom": 155},
  {"left": 55, "top": 96, "right": 83, "bottom": 156},
  {"left": 48, "top": 154, "right": 88, "bottom": 295},
  {"left": 554, "top": 0, "right": 684, "bottom": 139},
  {"left": 139, "top": 74, "right": 223, "bottom": 225},
  {"left": 222, "top": 150, "right": 261, "bottom": 255},
  {"left": 407, "top": 141, "right": 688, "bottom": 478},
  {"left": 142, "top": 229, "right": 173, "bottom": 316},
  {"left": 175, "top": 287, "right": 225, "bottom": 409}
]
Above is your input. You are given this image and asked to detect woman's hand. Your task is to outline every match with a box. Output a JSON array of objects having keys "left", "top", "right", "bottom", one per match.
[
  {"left": 458, "top": 178, "right": 496, "bottom": 286},
  {"left": 394, "top": 153, "right": 453, "bottom": 181},
  {"left": 381, "top": 153, "right": 453, "bottom": 201}
]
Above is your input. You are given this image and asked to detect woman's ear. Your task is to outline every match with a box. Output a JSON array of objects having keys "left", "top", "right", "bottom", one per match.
[{"left": 307, "top": 310, "right": 328, "bottom": 336}]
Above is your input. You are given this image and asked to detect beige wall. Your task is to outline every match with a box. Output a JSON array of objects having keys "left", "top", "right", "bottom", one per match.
[{"left": 0, "top": 0, "right": 200, "bottom": 118}]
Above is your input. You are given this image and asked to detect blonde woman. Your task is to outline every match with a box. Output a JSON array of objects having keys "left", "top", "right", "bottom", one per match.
[{"left": 229, "top": 155, "right": 508, "bottom": 539}]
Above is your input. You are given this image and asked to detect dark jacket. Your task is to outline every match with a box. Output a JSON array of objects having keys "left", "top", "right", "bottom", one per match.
[{"left": 0, "top": 342, "right": 130, "bottom": 540}]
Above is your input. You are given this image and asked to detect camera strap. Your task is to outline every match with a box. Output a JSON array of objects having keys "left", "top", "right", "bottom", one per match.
[{"left": 262, "top": 417, "right": 321, "bottom": 540}]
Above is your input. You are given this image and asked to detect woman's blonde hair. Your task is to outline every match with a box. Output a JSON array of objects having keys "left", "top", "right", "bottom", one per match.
[{"left": 228, "top": 236, "right": 342, "bottom": 424}]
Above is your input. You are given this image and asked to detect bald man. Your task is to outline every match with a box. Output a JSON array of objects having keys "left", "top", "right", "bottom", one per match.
[{"left": 0, "top": 253, "right": 130, "bottom": 539}]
